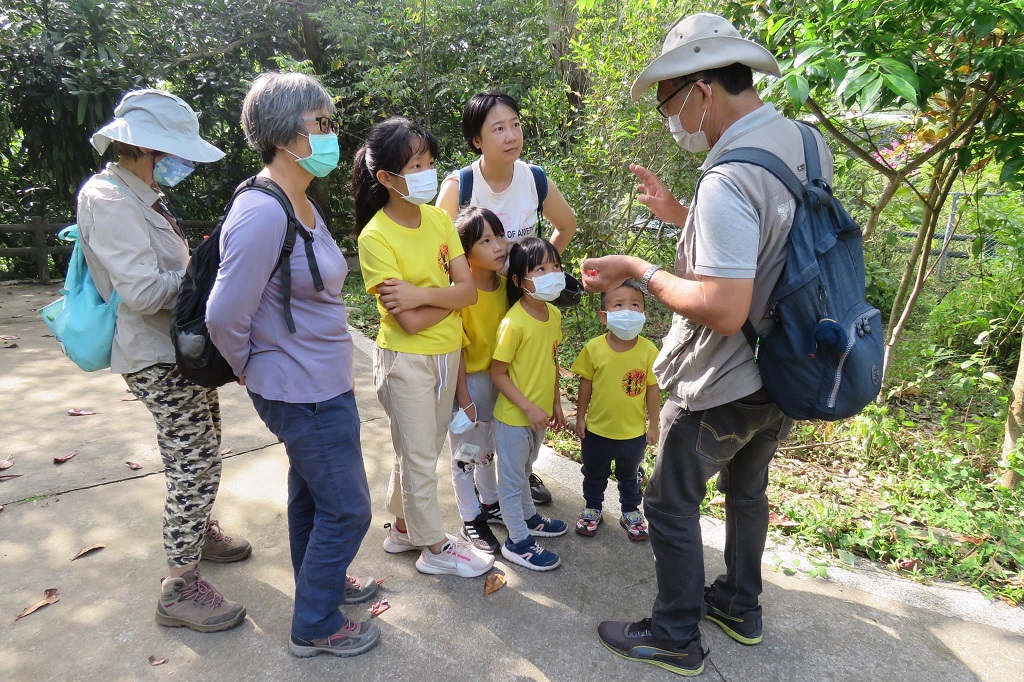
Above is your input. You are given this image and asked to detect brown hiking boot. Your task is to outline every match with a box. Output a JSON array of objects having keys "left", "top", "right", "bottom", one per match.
[
  {"left": 201, "top": 518, "right": 252, "bottom": 563},
  {"left": 156, "top": 569, "right": 246, "bottom": 632}
]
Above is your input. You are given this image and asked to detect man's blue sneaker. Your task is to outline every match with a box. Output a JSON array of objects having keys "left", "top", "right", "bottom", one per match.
[
  {"left": 598, "top": 619, "right": 706, "bottom": 676},
  {"left": 501, "top": 536, "right": 561, "bottom": 571},
  {"left": 525, "top": 513, "right": 567, "bottom": 537},
  {"left": 704, "top": 585, "right": 763, "bottom": 645}
]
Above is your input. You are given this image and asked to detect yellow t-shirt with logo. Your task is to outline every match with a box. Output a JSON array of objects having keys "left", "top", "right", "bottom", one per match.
[
  {"left": 571, "top": 334, "right": 659, "bottom": 439},
  {"left": 462, "top": 277, "right": 509, "bottom": 374},
  {"left": 358, "top": 204, "right": 465, "bottom": 354},
  {"left": 492, "top": 301, "right": 562, "bottom": 427}
]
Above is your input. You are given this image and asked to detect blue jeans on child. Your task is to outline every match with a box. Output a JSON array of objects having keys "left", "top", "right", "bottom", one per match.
[
  {"left": 644, "top": 390, "right": 790, "bottom": 650},
  {"left": 494, "top": 421, "right": 545, "bottom": 544},
  {"left": 580, "top": 430, "right": 646, "bottom": 513},
  {"left": 249, "top": 389, "right": 371, "bottom": 641}
]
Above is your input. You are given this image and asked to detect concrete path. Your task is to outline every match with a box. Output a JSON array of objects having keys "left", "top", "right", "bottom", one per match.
[{"left": 2, "top": 282, "right": 1022, "bottom": 681}]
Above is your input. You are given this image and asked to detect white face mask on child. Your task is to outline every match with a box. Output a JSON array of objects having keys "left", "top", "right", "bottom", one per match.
[
  {"left": 392, "top": 168, "right": 438, "bottom": 205},
  {"left": 606, "top": 310, "right": 646, "bottom": 340},
  {"left": 527, "top": 271, "right": 565, "bottom": 302}
]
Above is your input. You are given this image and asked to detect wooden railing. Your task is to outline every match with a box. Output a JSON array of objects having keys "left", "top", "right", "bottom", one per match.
[{"left": 0, "top": 219, "right": 221, "bottom": 283}]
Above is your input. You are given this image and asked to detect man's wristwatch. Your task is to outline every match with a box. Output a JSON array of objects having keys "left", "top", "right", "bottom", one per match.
[{"left": 639, "top": 264, "right": 663, "bottom": 295}]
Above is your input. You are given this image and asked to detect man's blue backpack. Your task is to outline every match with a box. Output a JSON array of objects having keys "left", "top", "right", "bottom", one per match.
[
  {"left": 703, "top": 122, "right": 883, "bottom": 420},
  {"left": 39, "top": 225, "right": 121, "bottom": 371}
]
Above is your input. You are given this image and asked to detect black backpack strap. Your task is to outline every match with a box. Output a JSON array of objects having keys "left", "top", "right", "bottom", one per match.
[
  {"left": 235, "top": 176, "right": 323, "bottom": 334},
  {"left": 528, "top": 164, "right": 548, "bottom": 239}
]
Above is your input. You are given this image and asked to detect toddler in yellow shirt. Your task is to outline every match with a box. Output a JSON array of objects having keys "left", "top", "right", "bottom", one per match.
[{"left": 571, "top": 280, "right": 660, "bottom": 541}]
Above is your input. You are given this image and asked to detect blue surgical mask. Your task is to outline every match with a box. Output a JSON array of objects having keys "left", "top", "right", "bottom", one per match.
[
  {"left": 152, "top": 154, "right": 194, "bottom": 187},
  {"left": 606, "top": 310, "right": 646, "bottom": 340},
  {"left": 289, "top": 133, "right": 340, "bottom": 177}
]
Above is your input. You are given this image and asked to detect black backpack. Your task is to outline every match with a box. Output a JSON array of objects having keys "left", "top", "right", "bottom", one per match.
[
  {"left": 458, "top": 163, "right": 581, "bottom": 308},
  {"left": 699, "top": 122, "right": 883, "bottom": 420},
  {"left": 170, "top": 176, "right": 325, "bottom": 388}
]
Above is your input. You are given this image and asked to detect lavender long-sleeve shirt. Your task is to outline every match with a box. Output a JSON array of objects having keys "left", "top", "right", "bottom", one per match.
[{"left": 206, "top": 188, "right": 353, "bottom": 403}]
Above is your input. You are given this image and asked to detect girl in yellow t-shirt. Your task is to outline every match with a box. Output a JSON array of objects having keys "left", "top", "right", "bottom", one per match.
[
  {"left": 354, "top": 117, "right": 493, "bottom": 579},
  {"left": 490, "top": 237, "right": 568, "bottom": 571},
  {"left": 448, "top": 207, "right": 510, "bottom": 554}
]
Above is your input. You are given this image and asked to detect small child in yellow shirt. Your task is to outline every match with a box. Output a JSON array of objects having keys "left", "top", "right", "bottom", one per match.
[{"left": 571, "top": 280, "right": 660, "bottom": 541}]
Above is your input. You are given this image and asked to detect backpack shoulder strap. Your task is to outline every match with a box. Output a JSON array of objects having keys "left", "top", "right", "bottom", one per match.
[
  {"left": 528, "top": 164, "right": 548, "bottom": 239},
  {"left": 458, "top": 166, "right": 474, "bottom": 208},
  {"left": 232, "top": 177, "right": 323, "bottom": 334}
]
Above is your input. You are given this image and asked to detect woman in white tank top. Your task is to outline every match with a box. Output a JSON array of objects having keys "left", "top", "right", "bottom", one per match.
[{"left": 436, "top": 90, "right": 577, "bottom": 253}]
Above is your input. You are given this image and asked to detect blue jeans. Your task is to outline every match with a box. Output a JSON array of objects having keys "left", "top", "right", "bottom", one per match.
[
  {"left": 644, "top": 390, "right": 790, "bottom": 649},
  {"left": 249, "top": 389, "right": 371, "bottom": 640},
  {"left": 580, "top": 430, "right": 646, "bottom": 513}
]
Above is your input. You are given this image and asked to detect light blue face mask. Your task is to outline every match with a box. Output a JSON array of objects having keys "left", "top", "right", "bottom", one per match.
[
  {"left": 152, "top": 154, "right": 195, "bottom": 187},
  {"left": 289, "top": 133, "right": 340, "bottom": 177}
]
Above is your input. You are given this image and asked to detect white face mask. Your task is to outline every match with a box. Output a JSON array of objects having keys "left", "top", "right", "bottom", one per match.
[
  {"left": 606, "top": 310, "right": 646, "bottom": 340},
  {"left": 392, "top": 168, "right": 438, "bottom": 205},
  {"left": 668, "top": 84, "right": 710, "bottom": 153},
  {"left": 527, "top": 271, "right": 565, "bottom": 302},
  {"left": 449, "top": 405, "right": 475, "bottom": 434}
]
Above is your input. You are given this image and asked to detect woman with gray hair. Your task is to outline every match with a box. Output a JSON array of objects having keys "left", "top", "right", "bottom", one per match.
[
  {"left": 80, "top": 89, "right": 250, "bottom": 633},
  {"left": 206, "top": 72, "right": 379, "bottom": 658}
]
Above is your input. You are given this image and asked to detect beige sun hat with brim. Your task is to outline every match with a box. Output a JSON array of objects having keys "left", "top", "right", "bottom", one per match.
[
  {"left": 90, "top": 89, "right": 225, "bottom": 162},
  {"left": 631, "top": 13, "right": 781, "bottom": 100}
]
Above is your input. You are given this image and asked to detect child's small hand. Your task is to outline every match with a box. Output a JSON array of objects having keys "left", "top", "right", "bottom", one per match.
[
  {"left": 646, "top": 426, "right": 660, "bottom": 447},
  {"left": 550, "top": 401, "right": 566, "bottom": 430},
  {"left": 377, "top": 278, "right": 422, "bottom": 314},
  {"left": 575, "top": 417, "right": 587, "bottom": 440},
  {"left": 525, "top": 403, "right": 549, "bottom": 431}
]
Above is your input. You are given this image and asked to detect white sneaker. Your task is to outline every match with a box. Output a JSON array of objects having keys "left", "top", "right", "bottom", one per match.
[
  {"left": 415, "top": 538, "right": 494, "bottom": 578},
  {"left": 382, "top": 523, "right": 419, "bottom": 553}
]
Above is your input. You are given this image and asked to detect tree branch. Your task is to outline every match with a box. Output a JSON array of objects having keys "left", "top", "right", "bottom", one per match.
[{"left": 169, "top": 31, "right": 276, "bottom": 67}]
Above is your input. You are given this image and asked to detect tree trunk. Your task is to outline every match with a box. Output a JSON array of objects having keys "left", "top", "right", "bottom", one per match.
[{"left": 1000, "top": 333, "right": 1024, "bottom": 488}]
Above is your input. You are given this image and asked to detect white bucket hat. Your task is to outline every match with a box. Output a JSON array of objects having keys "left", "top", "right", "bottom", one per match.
[
  {"left": 90, "top": 89, "right": 225, "bottom": 162},
  {"left": 631, "top": 13, "right": 781, "bottom": 100}
]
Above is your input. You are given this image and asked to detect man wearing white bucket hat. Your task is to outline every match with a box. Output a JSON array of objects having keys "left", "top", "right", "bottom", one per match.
[
  {"left": 79, "top": 89, "right": 249, "bottom": 633},
  {"left": 582, "top": 13, "right": 835, "bottom": 675}
]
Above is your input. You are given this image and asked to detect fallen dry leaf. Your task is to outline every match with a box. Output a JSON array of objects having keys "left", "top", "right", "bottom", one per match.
[
  {"left": 42, "top": 333, "right": 54, "bottom": 338},
  {"left": 375, "top": 576, "right": 390, "bottom": 587},
  {"left": 769, "top": 511, "right": 800, "bottom": 528},
  {"left": 71, "top": 544, "right": 105, "bottom": 561},
  {"left": 709, "top": 495, "right": 726, "bottom": 507},
  {"left": 2, "top": 343, "right": 17, "bottom": 349},
  {"left": 0, "top": 474, "right": 24, "bottom": 481},
  {"left": 220, "top": 447, "right": 232, "bottom": 455},
  {"left": 67, "top": 408, "right": 96, "bottom": 417},
  {"left": 148, "top": 656, "right": 168, "bottom": 666},
  {"left": 368, "top": 597, "right": 390, "bottom": 618},
  {"left": 124, "top": 461, "right": 143, "bottom": 470},
  {"left": 53, "top": 450, "right": 78, "bottom": 465},
  {"left": 960, "top": 534, "right": 986, "bottom": 546},
  {"left": 484, "top": 573, "right": 507, "bottom": 596},
  {"left": 0, "top": 335, "right": 19, "bottom": 341},
  {"left": 896, "top": 557, "right": 922, "bottom": 572},
  {"left": 16, "top": 588, "right": 59, "bottom": 621},
  {"left": 0, "top": 457, "right": 13, "bottom": 470}
]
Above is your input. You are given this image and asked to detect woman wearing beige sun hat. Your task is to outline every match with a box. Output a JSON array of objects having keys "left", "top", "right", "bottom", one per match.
[{"left": 79, "top": 89, "right": 250, "bottom": 634}]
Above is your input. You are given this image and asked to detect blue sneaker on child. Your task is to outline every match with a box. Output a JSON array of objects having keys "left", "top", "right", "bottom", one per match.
[
  {"left": 525, "top": 513, "right": 567, "bottom": 537},
  {"left": 501, "top": 536, "right": 561, "bottom": 571}
]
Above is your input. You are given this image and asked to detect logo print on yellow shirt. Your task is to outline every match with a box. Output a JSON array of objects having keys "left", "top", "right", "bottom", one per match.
[
  {"left": 622, "top": 369, "right": 647, "bottom": 397},
  {"left": 438, "top": 243, "right": 450, "bottom": 274}
]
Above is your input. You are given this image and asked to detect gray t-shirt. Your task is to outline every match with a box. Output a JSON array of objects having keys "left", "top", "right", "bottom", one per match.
[{"left": 653, "top": 104, "right": 834, "bottom": 411}]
